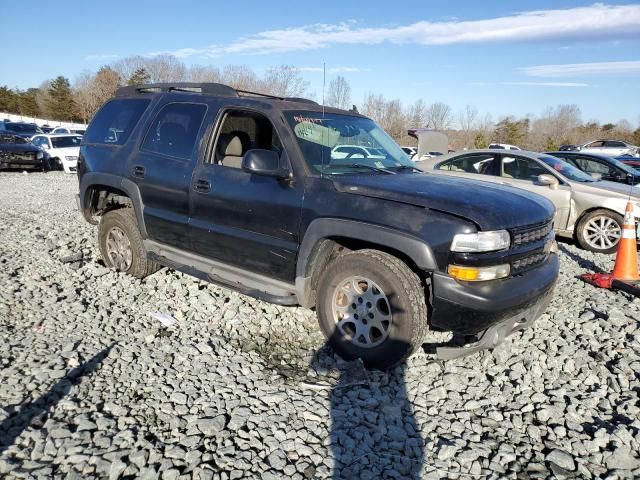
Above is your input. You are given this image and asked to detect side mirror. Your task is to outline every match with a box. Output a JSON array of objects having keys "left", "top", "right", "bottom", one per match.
[
  {"left": 242, "top": 149, "right": 290, "bottom": 179},
  {"left": 537, "top": 174, "right": 559, "bottom": 190},
  {"left": 590, "top": 172, "right": 602, "bottom": 181}
]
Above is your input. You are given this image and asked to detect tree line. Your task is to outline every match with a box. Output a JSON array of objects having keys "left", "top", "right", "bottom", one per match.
[{"left": 1, "top": 54, "right": 639, "bottom": 150}]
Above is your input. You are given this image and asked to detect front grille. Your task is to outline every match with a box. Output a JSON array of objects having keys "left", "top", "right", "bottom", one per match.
[
  {"left": 65, "top": 156, "right": 78, "bottom": 162},
  {"left": 512, "top": 221, "right": 553, "bottom": 247},
  {"left": 512, "top": 250, "right": 549, "bottom": 273}
]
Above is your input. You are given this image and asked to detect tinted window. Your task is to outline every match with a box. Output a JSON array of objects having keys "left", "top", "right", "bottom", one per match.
[
  {"left": 85, "top": 98, "right": 150, "bottom": 145},
  {"left": 5, "top": 123, "right": 41, "bottom": 134},
  {"left": 437, "top": 153, "right": 498, "bottom": 175},
  {"left": 142, "top": 103, "right": 207, "bottom": 160},
  {"left": 586, "top": 141, "right": 604, "bottom": 148},
  {"left": 52, "top": 136, "right": 82, "bottom": 148},
  {"left": 605, "top": 141, "right": 626, "bottom": 148},
  {"left": 501, "top": 156, "right": 549, "bottom": 181}
]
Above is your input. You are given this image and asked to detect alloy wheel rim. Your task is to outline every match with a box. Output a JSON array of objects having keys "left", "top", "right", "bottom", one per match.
[
  {"left": 105, "top": 226, "right": 133, "bottom": 271},
  {"left": 331, "top": 276, "right": 392, "bottom": 349},
  {"left": 583, "top": 215, "right": 621, "bottom": 251}
]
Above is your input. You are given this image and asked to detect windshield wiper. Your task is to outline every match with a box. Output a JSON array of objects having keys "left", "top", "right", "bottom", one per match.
[
  {"left": 393, "top": 165, "right": 423, "bottom": 173},
  {"left": 335, "top": 163, "right": 396, "bottom": 174}
]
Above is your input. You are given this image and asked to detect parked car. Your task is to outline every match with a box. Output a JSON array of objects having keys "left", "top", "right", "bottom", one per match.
[
  {"left": 423, "top": 150, "right": 640, "bottom": 254},
  {"left": 0, "top": 133, "right": 48, "bottom": 171},
  {"left": 488, "top": 143, "right": 521, "bottom": 150},
  {"left": 415, "top": 151, "right": 444, "bottom": 162},
  {"left": 401, "top": 146, "right": 417, "bottom": 158},
  {"left": 330, "top": 144, "right": 386, "bottom": 161},
  {"left": 579, "top": 140, "right": 638, "bottom": 156},
  {"left": 31, "top": 134, "right": 82, "bottom": 173},
  {"left": 0, "top": 122, "right": 44, "bottom": 138},
  {"left": 617, "top": 154, "right": 640, "bottom": 170},
  {"left": 40, "top": 124, "right": 54, "bottom": 134},
  {"left": 77, "top": 82, "right": 559, "bottom": 368},
  {"left": 558, "top": 144, "right": 579, "bottom": 151},
  {"left": 547, "top": 151, "right": 640, "bottom": 185}
]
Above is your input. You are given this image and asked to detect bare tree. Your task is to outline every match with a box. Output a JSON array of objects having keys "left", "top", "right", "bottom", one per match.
[
  {"left": 425, "top": 102, "right": 453, "bottom": 130},
  {"left": 325, "top": 76, "right": 351, "bottom": 109},
  {"left": 221, "top": 65, "right": 261, "bottom": 91},
  {"left": 457, "top": 104, "right": 479, "bottom": 147},
  {"left": 188, "top": 65, "right": 222, "bottom": 83},
  {"left": 262, "top": 65, "right": 309, "bottom": 97},
  {"left": 405, "top": 99, "right": 427, "bottom": 128}
]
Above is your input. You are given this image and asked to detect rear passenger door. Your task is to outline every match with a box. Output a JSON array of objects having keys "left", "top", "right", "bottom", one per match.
[
  {"left": 131, "top": 101, "right": 208, "bottom": 248},
  {"left": 189, "top": 108, "right": 304, "bottom": 282}
]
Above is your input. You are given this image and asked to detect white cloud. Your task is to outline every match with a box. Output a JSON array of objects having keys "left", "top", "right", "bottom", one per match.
[
  {"left": 296, "top": 66, "right": 367, "bottom": 73},
  {"left": 521, "top": 60, "right": 640, "bottom": 77},
  {"left": 503, "top": 81, "right": 589, "bottom": 87},
  {"left": 148, "top": 3, "right": 640, "bottom": 58},
  {"left": 85, "top": 54, "right": 119, "bottom": 61}
]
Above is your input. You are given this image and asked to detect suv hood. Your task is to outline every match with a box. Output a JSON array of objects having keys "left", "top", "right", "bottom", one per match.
[{"left": 333, "top": 173, "right": 555, "bottom": 231}]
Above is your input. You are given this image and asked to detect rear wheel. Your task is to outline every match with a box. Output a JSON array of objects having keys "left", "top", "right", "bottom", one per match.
[
  {"left": 576, "top": 209, "right": 623, "bottom": 254},
  {"left": 315, "top": 249, "right": 428, "bottom": 369},
  {"left": 98, "top": 208, "right": 160, "bottom": 278}
]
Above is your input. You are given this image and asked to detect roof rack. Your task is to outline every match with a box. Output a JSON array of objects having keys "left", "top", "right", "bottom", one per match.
[
  {"left": 116, "top": 83, "right": 238, "bottom": 97},
  {"left": 115, "top": 83, "right": 318, "bottom": 105}
]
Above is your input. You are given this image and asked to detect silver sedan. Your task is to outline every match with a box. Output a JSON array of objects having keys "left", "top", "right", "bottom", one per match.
[{"left": 422, "top": 149, "right": 640, "bottom": 254}]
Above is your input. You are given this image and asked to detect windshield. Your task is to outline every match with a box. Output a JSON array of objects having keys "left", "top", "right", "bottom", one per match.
[
  {"left": 538, "top": 155, "right": 596, "bottom": 182},
  {"left": 51, "top": 136, "right": 82, "bottom": 148},
  {"left": 5, "top": 123, "right": 42, "bottom": 134},
  {"left": 284, "top": 111, "right": 415, "bottom": 174},
  {"left": 0, "top": 134, "right": 27, "bottom": 144}
]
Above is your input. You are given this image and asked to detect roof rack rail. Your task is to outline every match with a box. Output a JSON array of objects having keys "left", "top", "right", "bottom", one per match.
[
  {"left": 115, "top": 83, "right": 318, "bottom": 105},
  {"left": 116, "top": 83, "right": 238, "bottom": 97}
]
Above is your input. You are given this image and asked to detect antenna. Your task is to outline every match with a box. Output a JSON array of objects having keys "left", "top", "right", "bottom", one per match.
[{"left": 321, "top": 62, "right": 326, "bottom": 178}]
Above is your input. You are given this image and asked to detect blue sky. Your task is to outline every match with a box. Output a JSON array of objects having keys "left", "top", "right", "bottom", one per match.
[{"left": 3, "top": 1, "right": 640, "bottom": 125}]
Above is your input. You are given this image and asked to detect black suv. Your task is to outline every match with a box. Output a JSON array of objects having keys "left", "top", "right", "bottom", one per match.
[{"left": 77, "top": 83, "right": 559, "bottom": 368}]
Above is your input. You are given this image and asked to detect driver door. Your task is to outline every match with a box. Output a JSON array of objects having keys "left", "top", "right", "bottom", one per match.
[{"left": 498, "top": 154, "right": 572, "bottom": 229}]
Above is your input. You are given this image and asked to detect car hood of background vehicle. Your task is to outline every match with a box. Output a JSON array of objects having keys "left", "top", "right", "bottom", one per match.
[
  {"left": 0, "top": 143, "right": 40, "bottom": 153},
  {"left": 333, "top": 173, "right": 555, "bottom": 230}
]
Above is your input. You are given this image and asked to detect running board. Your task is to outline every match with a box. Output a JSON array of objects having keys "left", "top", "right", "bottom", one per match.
[{"left": 144, "top": 240, "right": 299, "bottom": 305}]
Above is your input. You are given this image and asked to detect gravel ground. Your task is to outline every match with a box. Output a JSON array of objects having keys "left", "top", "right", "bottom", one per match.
[{"left": 1, "top": 171, "right": 640, "bottom": 480}]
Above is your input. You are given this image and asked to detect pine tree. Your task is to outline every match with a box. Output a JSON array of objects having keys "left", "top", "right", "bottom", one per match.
[
  {"left": 473, "top": 132, "right": 488, "bottom": 149},
  {"left": 19, "top": 88, "right": 40, "bottom": 117},
  {"left": 128, "top": 67, "right": 151, "bottom": 86},
  {"left": 46, "top": 76, "right": 75, "bottom": 121}
]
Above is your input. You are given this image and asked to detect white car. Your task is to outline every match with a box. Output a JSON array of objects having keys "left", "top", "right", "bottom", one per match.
[
  {"left": 31, "top": 134, "right": 82, "bottom": 173},
  {"left": 579, "top": 140, "right": 639, "bottom": 157},
  {"left": 401, "top": 146, "right": 417, "bottom": 158},
  {"left": 331, "top": 145, "right": 386, "bottom": 160},
  {"left": 488, "top": 143, "right": 521, "bottom": 151}
]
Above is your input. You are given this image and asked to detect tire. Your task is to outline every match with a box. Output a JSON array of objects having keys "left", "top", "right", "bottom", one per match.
[
  {"left": 98, "top": 208, "right": 160, "bottom": 278},
  {"left": 576, "top": 209, "right": 624, "bottom": 254},
  {"left": 315, "top": 249, "right": 428, "bottom": 369}
]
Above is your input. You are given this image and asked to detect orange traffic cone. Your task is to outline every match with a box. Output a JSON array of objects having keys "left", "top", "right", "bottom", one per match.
[
  {"left": 610, "top": 201, "right": 640, "bottom": 281},
  {"left": 580, "top": 201, "right": 639, "bottom": 294}
]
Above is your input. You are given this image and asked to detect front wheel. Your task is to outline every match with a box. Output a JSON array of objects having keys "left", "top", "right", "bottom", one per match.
[
  {"left": 315, "top": 249, "right": 429, "bottom": 369},
  {"left": 576, "top": 209, "right": 624, "bottom": 254}
]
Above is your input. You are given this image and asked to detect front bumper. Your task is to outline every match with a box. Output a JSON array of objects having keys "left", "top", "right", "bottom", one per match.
[{"left": 430, "top": 252, "right": 559, "bottom": 337}]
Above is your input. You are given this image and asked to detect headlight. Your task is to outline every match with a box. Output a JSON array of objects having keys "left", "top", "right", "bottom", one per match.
[
  {"left": 448, "top": 264, "right": 510, "bottom": 281},
  {"left": 450, "top": 230, "right": 510, "bottom": 252},
  {"left": 36, "top": 151, "right": 43, "bottom": 159}
]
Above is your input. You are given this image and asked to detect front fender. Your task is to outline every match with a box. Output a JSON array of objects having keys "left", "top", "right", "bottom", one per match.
[{"left": 294, "top": 218, "right": 437, "bottom": 307}]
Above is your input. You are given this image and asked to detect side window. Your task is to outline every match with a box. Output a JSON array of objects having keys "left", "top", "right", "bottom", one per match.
[
  {"left": 501, "top": 156, "right": 549, "bottom": 181},
  {"left": 142, "top": 103, "right": 207, "bottom": 160},
  {"left": 586, "top": 141, "right": 604, "bottom": 148},
  {"left": 85, "top": 98, "right": 150, "bottom": 145},
  {"left": 578, "top": 157, "right": 612, "bottom": 175},
  {"left": 212, "top": 110, "right": 281, "bottom": 169},
  {"left": 605, "top": 141, "right": 625, "bottom": 148},
  {"left": 437, "top": 154, "right": 498, "bottom": 175}
]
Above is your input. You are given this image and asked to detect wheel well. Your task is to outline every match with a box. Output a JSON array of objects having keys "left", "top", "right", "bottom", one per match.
[
  {"left": 573, "top": 207, "right": 623, "bottom": 236},
  {"left": 83, "top": 185, "right": 132, "bottom": 223},
  {"left": 303, "top": 236, "right": 428, "bottom": 306}
]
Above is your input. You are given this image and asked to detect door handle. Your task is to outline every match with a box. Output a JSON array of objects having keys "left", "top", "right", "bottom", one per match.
[
  {"left": 194, "top": 179, "right": 211, "bottom": 193},
  {"left": 133, "top": 165, "right": 145, "bottom": 178}
]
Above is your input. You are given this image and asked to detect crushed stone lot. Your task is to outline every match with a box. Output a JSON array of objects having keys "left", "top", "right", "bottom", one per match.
[{"left": 1, "top": 171, "right": 640, "bottom": 480}]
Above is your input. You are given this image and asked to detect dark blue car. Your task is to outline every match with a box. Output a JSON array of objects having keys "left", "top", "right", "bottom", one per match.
[{"left": 547, "top": 151, "right": 640, "bottom": 185}]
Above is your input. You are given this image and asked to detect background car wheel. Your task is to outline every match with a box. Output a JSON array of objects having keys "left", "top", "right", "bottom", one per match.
[
  {"left": 316, "top": 249, "right": 428, "bottom": 369},
  {"left": 575, "top": 209, "right": 624, "bottom": 254},
  {"left": 98, "top": 208, "right": 160, "bottom": 278}
]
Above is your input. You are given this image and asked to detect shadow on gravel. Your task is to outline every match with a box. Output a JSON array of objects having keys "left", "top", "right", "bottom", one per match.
[
  {"left": 0, "top": 342, "right": 115, "bottom": 455},
  {"left": 558, "top": 244, "right": 606, "bottom": 273},
  {"left": 313, "top": 341, "right": 424, "bottom": 479}
]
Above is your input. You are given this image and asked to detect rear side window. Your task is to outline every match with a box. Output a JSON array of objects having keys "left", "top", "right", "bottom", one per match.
[
  {"left": 85, "top": 98, "right": 150, "bottom": 145},
  {"left": 142, "top": 103, "right": 207, "bottom": 160}
]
